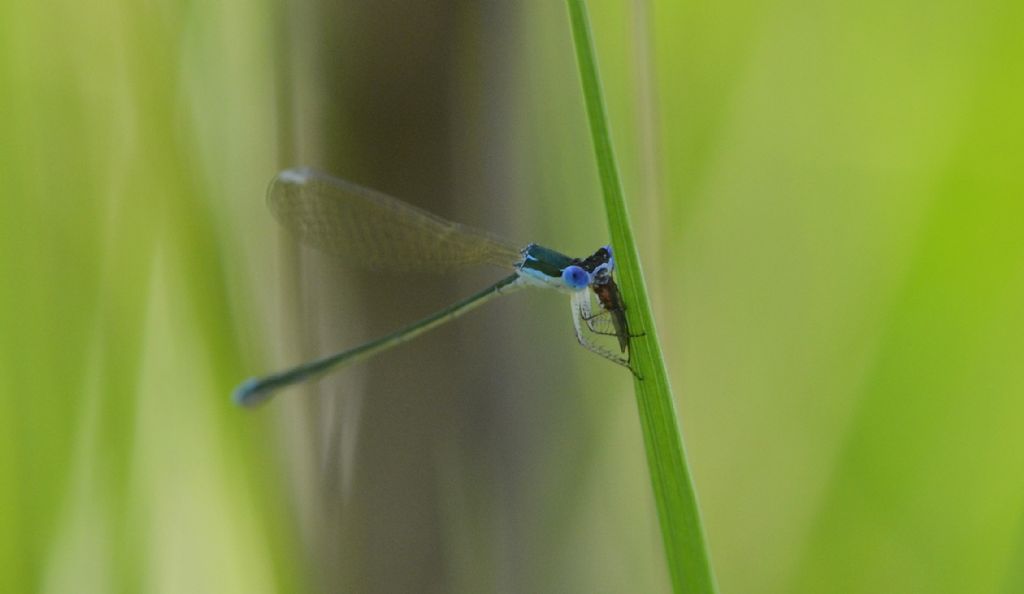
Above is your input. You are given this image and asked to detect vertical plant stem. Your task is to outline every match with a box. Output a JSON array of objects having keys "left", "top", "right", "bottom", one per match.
[{"left": 564, "top": 2, "right": 718, "bottom": 593}]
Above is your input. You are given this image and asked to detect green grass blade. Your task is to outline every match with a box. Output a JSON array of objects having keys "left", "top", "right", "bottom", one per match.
[{"left": 565, "top": 2, "right": 718, "bottom": 593}]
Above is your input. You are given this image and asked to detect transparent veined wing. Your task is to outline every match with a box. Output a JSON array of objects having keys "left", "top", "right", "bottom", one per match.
[{"left": 268, "top": 168, "right": 524, "bottom": 272}]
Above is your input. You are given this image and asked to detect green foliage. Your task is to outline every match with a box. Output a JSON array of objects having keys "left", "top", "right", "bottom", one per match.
[
  {"left": 3, "top": 0, "right": 1023, "bottom": 592},
  {"left": 566, "top": 2, "right": 717, "bottom": 593}
]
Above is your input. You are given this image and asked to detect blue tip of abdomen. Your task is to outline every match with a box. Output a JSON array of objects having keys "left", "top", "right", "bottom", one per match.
[{"left": 232, "top": 378, "right": 266, "bottom": 408}]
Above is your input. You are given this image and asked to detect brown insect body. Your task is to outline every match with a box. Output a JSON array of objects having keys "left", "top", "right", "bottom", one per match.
[{"left": 592, "top": 277, "right": 629, "bottom": 352}]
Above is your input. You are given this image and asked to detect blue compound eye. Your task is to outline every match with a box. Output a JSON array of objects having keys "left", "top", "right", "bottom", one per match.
[{"left": 561, "top": 265, "right": 591, "bottom": 290}]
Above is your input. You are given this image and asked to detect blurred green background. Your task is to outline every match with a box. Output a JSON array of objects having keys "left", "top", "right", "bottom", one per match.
[{"left": 2, "top": 0, "right": 1022, "bottom": 592}]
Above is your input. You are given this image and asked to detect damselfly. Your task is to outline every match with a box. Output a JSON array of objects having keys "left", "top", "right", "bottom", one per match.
[{"left": 233, "top": 168, "right": 637, "bottom": 407}]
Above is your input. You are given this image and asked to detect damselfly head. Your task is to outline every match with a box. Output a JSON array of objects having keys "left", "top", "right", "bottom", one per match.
[{"left": 579, "top": 245, "right": 615, "bottom": 285}]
